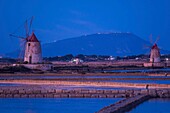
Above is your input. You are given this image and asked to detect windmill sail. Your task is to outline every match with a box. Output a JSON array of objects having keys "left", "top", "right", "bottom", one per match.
[{"left": 10, "top": 16, "right": 42, "bottom": 64}]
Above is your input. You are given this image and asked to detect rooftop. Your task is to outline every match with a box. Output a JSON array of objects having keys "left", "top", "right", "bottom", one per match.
[{"left": 26, "top": 33, "right": 39, "bottom": 42}]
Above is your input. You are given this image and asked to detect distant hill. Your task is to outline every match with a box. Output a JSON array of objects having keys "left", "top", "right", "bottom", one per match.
[
  {"left": 42, "top": 33, "right": 151, "bottom": 57},
  {"left": 6, "top": 33, "right": 170, "bottom": 58}
]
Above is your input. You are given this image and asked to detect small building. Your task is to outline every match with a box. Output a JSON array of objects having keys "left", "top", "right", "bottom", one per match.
[
  {"left": 71, "top": 58, "right": 83, "bottom": 64},
  {"left": 107, "top": 56, "right": 115, "bottom": 61}
]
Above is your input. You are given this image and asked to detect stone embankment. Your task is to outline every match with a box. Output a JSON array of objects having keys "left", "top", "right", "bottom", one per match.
[
  {"left": 0, "top": 86, "right": 169, "bottom": 98},
  {"left": 96, "top": 94, "right": 150, "bottom": 113},
  {"left": 0, "top": 86, "right": 169, "bottom": 113}
]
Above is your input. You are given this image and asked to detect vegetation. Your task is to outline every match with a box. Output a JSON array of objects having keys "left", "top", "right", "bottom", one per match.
[
  {"left": 0, "top": 58, "right": 17, "bottom": 63},
  {"left": 0, "top": 66, "right": 31, "bottom": 73},
  {"left": 2, "top": 54, "right": 170, "bottom": 63},
  {"left": 43, "top": 54, "right": 111, "bottom": 61},
  {"left": 43, "top": 54, "right": 150, "bottom": 62}
]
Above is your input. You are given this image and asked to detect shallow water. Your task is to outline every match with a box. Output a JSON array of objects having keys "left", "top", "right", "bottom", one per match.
[
  {"left": 0, "top": 83, "right": 26, "bottom": 86},
  {"left": 0, "top": 75, "right": 170, "bottom": 80},
  {"left": 110, "top": 80, "right": 170, "bottom": 84},
  {"left": 46, "top": 85, "right": 141, "bottom": 90},
  {"left": 0, "top": 98, "right": 121, "bottom": 113},
  {"left": 104, "top": 68, "right": 170, "bottom": 73},
  {"left": 127, "top": 98, "right": 170, "bottom": 113}
]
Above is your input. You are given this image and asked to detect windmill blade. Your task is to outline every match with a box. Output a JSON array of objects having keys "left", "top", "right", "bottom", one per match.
[
  {"left": 143, "top": 44, "right": 152, "bottom": 49},
  {"left": 154, "top": 36, "right": 160, "bottom": 44},
  {"left": 28, "top": 16, "right": 34, "bottom": 35},
  {"left": 24, "top": 16, "right": 34, "bottom": 38},
  {"left": 11, "top": 19, "right": 27, "bottom": 36},
  {"left": 142, "top": 45, "right": 151, "bottom": 60},
  {"left": 9, "top": 34, "right": 25, "bottom": 39},
  {"left": 18, "top": 39, "right": 27, "bottom": 62},
  {"left": 149, "top": 34, "right": 153, "bottom": 44},
  {"left": 9, "top": 16, "right": 35, "bottom": 63},
  {"left": 24, "top": 20, "right": 29, "bottom": 37}
]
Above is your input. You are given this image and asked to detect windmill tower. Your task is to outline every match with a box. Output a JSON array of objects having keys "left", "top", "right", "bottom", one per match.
[
  {"left": 144, "top": 35, "right": 165, "bottom": 67},
  {"left": 10, "top": 16, "right": 42, "bottom": 64},
  {"left": 149, "top": 35, "right": 161, "bottom": 63},
  {"left": 150, "top": 43, "right": 161, "bottom": 63},
  {"left": 24, "top": 32, "right": 42, "bottom": 64}
]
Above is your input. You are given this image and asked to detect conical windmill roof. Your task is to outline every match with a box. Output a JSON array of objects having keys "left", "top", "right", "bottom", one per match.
[
  {"left": 151, "top": 43, "right": 159, "bottom": 49},
  {"left": 27, "top": 33, "right": 39, "bottom": 42}
]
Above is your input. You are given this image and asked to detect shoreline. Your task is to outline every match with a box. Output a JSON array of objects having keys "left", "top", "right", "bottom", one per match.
[
  {"left": 0, "top": 72, "right": 169, "bottom": 76},
  {"left": 0, "top": 80, "right": 169, "bottom": 89}
]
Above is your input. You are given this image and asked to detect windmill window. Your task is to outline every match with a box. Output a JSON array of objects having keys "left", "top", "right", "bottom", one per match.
[{"left": 28, "top": 43, "right": 31, "bottom": 52}]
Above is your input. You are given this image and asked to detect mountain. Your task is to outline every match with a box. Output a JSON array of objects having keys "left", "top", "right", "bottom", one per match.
[
  {"left": 6, "top": 32, "right": 170, "bottom": 58},
  {"left": 42, "top": 33, "right": 151, "bottom": 57}
]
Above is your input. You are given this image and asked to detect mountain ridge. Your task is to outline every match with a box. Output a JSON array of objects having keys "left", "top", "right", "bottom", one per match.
[{"left": 42, "top": 32, "right": 150, "bottom": 57}]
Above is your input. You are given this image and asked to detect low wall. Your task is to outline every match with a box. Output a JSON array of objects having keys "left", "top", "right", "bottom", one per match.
[
  {"left": 0, "top": 87, "right": 169, "bottom": 98},
  {"left": 96, "top": 94, "right": 151, "bottom": 113},
  {"left": 0, "top": 87, "right": 169, "bottom": 113}
]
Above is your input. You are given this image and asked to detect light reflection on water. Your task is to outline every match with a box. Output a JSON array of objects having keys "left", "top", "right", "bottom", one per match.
[
  {"left": 0, "top": 83, "right": 26, "bottom": 86},
  {"left": 127, "top": 98, "right": 170, "bottom": 113},
  {"left": 0, "top": 98, "right": 121, "bottom": 113},
  {"left": 109, "top": 80, "right": 170, "bottom": 84},
  {"left": 104, "top": 68, "right": 170, "bottom": 73},
  {"left": 1, "top": 75, "right": 170, "bottom": 80}
]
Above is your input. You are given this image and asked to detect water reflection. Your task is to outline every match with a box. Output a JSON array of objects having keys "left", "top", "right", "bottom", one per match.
[
  {"left": 0, "top": 75, "right": 170, "bottom": 80},
  {"left": 0, "top": 98, "right": 121, "bottom": 113},
  {"left": 127, "top": 98, "right": 170, "bottom": 113}
]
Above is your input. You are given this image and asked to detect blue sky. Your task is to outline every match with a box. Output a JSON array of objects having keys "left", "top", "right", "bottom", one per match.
[{"left": 0, "top": 0, "right": 170, "bottom": 54}]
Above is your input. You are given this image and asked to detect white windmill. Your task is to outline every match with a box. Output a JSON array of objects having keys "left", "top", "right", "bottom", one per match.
[
  {"left": 10, "top": 16, "right": 42, "bottom": 64},
  {"left": 150, "top": 43, "right": 161, "bottom": 63},
  {"left": 144, "top": 34, "right": 165, "bottom": 67},
  {"left": 149, "top": 35, "right": 161, "bottom": 63}
]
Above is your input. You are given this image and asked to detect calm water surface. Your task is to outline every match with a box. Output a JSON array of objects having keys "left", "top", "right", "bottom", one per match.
[
  {"left": 105, "top": 68, "right": 170, "bottom": 73},
  {"left": 0, "top": 83, "right": 26, "bottom": 86},
  {"left": 1, "top": 75, "right": 170, "bottom": 80},
  {"left": 128, "top": 98, "right": 170, "bottom": 113},
  {"left": 0, "top": 98, "right": 121, "bottom": 113},
  {"left": 110, "top": 80, "right": 170, "bottom": 84}
]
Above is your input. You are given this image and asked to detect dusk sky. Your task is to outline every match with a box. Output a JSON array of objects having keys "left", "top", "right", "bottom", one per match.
[{"left": 0, "top": 0, "right": 170, "bottom": 54}]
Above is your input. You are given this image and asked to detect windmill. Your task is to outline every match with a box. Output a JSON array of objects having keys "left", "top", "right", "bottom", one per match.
[
  {"left": 10, "top": 16, "right": 42, "bottom": 64},
  {"left": 143, "top": 35, "right": 166, "bottom": 67},
  {"left": 149, "top": 35, "right": 161, "bottom": 63},
  {"left": 144, "top": 34, "right": 161, "bottom": 67}
]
